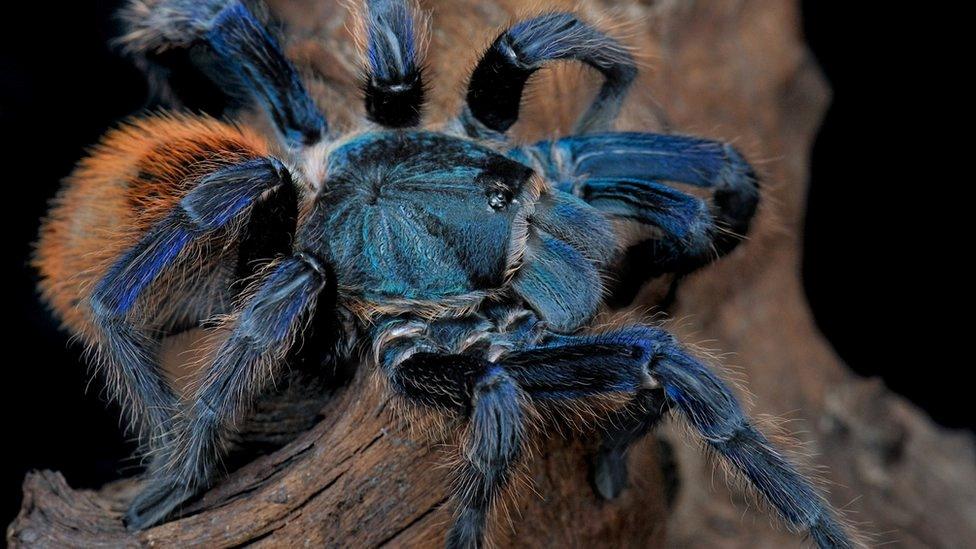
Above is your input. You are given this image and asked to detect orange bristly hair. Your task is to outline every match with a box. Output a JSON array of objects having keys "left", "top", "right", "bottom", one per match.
[{"left": 35, "top": 113, "right": 273, "bottom": 337}]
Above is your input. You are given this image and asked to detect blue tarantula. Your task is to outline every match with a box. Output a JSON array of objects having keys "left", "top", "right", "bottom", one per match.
[{"left": 34, "top": 0, "right": 854, "bottom": 547}]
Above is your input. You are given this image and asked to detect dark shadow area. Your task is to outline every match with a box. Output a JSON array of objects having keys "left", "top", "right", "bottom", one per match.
[
  {"left": 801, "top": 4, "right": 965, "bottom": 429},
  {"left": 2, "top": 0, "right": 141, "bottom": 530}
]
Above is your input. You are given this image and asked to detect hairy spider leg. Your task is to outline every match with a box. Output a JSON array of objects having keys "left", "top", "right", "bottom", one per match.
[
  {"left": 125, "top": 252, "right": 328, "bottom": 529},
  {"left": 383, "top": 350, "right": 526, "bottom": 549},
  {"left": 501, "top": 327, "right": 853, "bottom": 549},
  {"left": 457, "top": 12, "right": 636, "bottom": 138},
  {"left": 590, "top": 389, "right": 670, "bottom": 500},
  {"left": 93, "top": 157, "right": 293, "bottom": 314},
  {"left": 89, "top": 157, "right": 291, "bottom": 450},
  {"left": 512, "top": 132, "right": 760, "bottom": 303},
  {"left": 121, "top": 0, "right": 327, "bottom": 147},
  {"left": 380, "top": 320, "right": 850, "bottom": 548},
  {"left": 371, "top": 308, "right": 643, "bottom": 549},
  {"left": 361, "top": 0, "right": 426, "bottom": 128},
  {"left": 207, "top": 2, "right": 327, "bottom": 146}
]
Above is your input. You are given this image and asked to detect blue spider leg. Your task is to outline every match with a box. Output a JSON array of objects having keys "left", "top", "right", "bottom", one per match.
[
  {"left": 590, "top": 389, "right": 669, "bottom": 500},
  {"left": 362, "top": 0, "right": 426, "bottom": 128},
  {"left": 206, "top": 2, "right": 327, "bottom": 146},
  {"left": 122, "top": 0, "right": 327, "bottom": 147},
  {"left": 382, "top": 350, "right": 525, "bottom": 549},
  {"left": 459, "top": 12, "right": 636, "bottom": 138},
  {"left": 500, "top": 328, "right": 852, "bottom": 549},
  {"left": 90, "top": 158, "right": 291, "bottom": 444},
  {"left": 124, "top": 252, "right": 329, "bottom": 530},
  {"left": 512, "top": 132, "right": 759, "bottom": 294}
]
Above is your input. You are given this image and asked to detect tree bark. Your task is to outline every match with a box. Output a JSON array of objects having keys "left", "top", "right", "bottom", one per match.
[
  {"left": 8, "top": 371, "right": 669, "bottom": 547},
  {"left": 10, "top": 0, "right": 976, "bottom": 547}
]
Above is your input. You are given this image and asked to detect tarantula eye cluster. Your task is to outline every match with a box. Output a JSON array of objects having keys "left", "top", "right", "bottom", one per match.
[
  {"left": 487, "top": 186, "right": 513, "bottom": 210},
  {"left": 32, "top": 0, "right": 855, "bottom": 547}
]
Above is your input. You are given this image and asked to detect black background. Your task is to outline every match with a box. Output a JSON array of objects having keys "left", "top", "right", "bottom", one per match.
[{"left": 1, "top": 0, "right": 963, "bottom": 531}]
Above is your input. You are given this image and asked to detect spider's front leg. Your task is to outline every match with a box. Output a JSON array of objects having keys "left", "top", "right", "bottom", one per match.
[
  {"left": 380, "top": 323, "right": 852, "bottom": 548},
  {"left": 120, "top": 0, "right": 327, "bottom": 147},
  {"left": 511, "top": 132, "right": 760, "bottom": 303}
]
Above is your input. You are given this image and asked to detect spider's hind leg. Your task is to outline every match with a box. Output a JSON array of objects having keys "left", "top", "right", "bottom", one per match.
[
  {"left": 76, "top": 136, "right": 293, "bottom": 458},
  {"left": 87, "top": 301, "right": 180, "bottom": 450},
  {"left": 86, "top": 150, "right": 301, "bottom": 528},
  {"left": 119, "top": 0, "right": 327, "bottom": 147},
  {"left": 124, "top": 252, "right": 328, "bottom": 529}
]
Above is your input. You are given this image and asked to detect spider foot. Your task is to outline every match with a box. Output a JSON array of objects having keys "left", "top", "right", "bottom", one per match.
[
  {"left": 123, "top": 475, "right": 192, "bottom": 531},
  {"left": 591, "top": 447, "right": 629, "bottom": 500}
]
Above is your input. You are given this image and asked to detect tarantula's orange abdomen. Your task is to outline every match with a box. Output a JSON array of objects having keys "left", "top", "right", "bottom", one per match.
[{"left": 34, "top": 114, "right": 272, "bottom": 336}]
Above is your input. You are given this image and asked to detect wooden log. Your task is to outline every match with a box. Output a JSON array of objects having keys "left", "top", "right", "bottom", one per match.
[{"left": 8, "top": 370, "right": 669, "bottom": 547}]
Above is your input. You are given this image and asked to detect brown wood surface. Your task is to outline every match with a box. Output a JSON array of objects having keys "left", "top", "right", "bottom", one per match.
[{"left": 9, "top": 0, "right": 976, "bottom": 547}]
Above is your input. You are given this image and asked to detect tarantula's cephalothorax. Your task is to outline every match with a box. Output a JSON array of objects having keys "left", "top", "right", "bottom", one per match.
[{"left": 35, "top": 1, "right": 855, "bottom": 547}]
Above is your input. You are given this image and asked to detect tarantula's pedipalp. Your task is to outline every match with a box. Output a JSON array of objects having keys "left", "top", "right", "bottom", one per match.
[
  {"left": 121, "top": 0, "right": 327, "bottom": 147},
  {"left": 362, "top": 0, "right": 426, "bottom": 128},
  {"left": 458, "top": 12, "right": 636, "bottom": 138},
  {"left": 513, "top": 132, "right": 760, "bottom": 300},
  {"left": 125, "top": 252, "right": 328, "bottom": 529}
]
